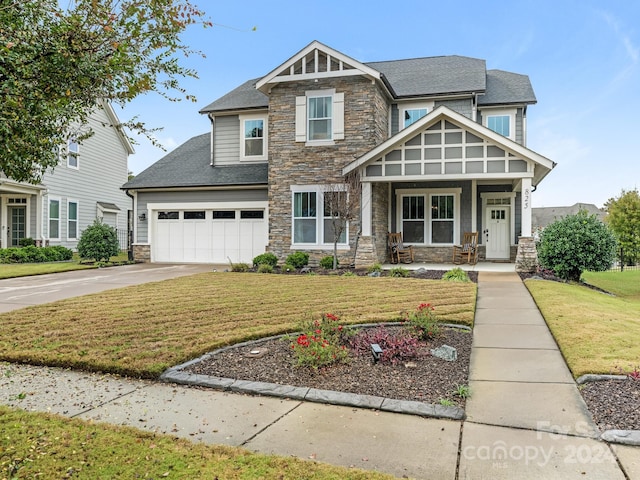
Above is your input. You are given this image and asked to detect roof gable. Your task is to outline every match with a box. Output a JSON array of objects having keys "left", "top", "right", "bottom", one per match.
[
  {"left": 256, "top": 40, "right": 383, "bottom": 93},
  {"left": 344, "top": 105, "right": 554, "bottom": 185}
]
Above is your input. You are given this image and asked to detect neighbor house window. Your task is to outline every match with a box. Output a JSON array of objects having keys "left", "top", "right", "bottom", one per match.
[
  {"left": 240, "top": 115, "right": 267, "bottom": 160},
  {"left": 404, "top": 108, "right": 428, "bottom": 128},
  {"left": 308, "top": 96, "right": 332, "bottom": 141},
  {"left": 430, "top": 194, "right": 454, "bottom": 244},
  {"left": 401, "top": 196, "right": 425, "bottom": 243},
  {"left": 486, "top": 115, "right": 510, "bottom": 138},
  {"left": 67, "top": 201, "right": 78, "bottom": 240},
  {"left": 292, "top": 187, "right": 349, "bottom": 246},
  {"left": 67, "top": 138, "right": 79, "bottom": 168},
  {"left": 49, "top": 198, "right": 60, "bottom": 239}
]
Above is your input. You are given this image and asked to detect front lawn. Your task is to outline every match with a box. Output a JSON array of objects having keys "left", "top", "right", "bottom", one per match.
[
  {"left": 0, "top": 406, "right": 392, "bottom": 480},
  {"left": 0, "top": 273, "right": 476, "bottom": 378},
  {"left": 525, "top": 275, "right": 640, "bottom": 377}
]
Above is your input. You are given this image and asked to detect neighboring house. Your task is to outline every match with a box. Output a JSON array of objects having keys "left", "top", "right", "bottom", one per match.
[
  {"left": 123, "top": 41, "right": 555, "bottom": 265},
  {"left": 532, "top": 203, "right": 606, "bottom": 231},
  {"left": 0, "top": 101, "right": 133, "bottom": 250}
]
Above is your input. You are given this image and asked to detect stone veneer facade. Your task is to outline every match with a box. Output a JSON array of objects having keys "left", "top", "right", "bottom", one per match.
[{"left": 267, "top": 76, "right": 389, "bottom": 265}]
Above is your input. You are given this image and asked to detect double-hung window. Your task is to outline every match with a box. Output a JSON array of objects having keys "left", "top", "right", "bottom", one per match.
[
  {"left": 398, "top": 189, "right": 460, "bottom": 245},
  {"left": 240, "top": 115, "right": 267, "bottom": 160},
  {"left": 430, "top": 194, "right": 454, "bottom": 244},
  {"left": 292, "top": 186, "right": 349, "bottom": 246},
  {"left": 49, "top": 198, "right": 60, "bottom": 240},
  {"left": 67, "top": 138, "right": 79, "bottom": 168},
  {"left": 68, "top": 201, "right": 78, "bottom": 240},
  {"left": 308, "top": 96, "right": 332, "bottom": 141}
]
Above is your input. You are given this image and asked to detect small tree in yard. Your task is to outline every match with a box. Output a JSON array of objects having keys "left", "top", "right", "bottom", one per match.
[
  {"left": 78, "top": 220, "right": 120, "bottom": 262},
  {"left": 537, "top": 210, "right": 617, "bottom": 282},
  {"left": 605, "top": 189, "right": 640, "bottom": 265},
  {"left": 324, "top": 173, "right": 361, "bottom": 269}
]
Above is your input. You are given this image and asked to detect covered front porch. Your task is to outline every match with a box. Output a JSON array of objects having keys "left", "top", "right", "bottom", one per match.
[
  {"left": 344, "top": 106, "right": 554, "bottom": 267},
  {"left": 0, "top": 178, "right": 45, "bottom": 249}
]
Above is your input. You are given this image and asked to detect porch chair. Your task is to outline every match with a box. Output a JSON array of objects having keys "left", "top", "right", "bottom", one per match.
[
  {"left": 387, "top": 232, "right": 415, "bottom": 264},
  {"left": 452, "top": 231, "right": 479, "bottom": 265}
]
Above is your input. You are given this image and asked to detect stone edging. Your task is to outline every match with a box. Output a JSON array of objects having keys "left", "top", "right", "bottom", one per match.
[
  {"left": 160, "top": 323, "right": 469, "bottom": 421},
  {"left": 576, "top": 373, "right": 640, "bottom": 446}
]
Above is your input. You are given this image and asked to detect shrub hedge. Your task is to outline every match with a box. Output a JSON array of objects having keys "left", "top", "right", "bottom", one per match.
[{"left": 0, "top": 245, "right": 73, "bottom": 264}]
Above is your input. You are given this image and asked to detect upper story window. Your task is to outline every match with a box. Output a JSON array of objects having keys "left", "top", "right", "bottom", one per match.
[
  {"left": 240, "top": 114, "right": 267, "bottom": 161},
  {"left": 404, "top": 108, "right": 428, "bottom": 128},
  {"left": 308, "top": 96, "right": 332, "bottom": 141},
  {"left": 67, "top": 138, "right": 79, "bottom": 169},
  {"left": 295, "top": 89, "right": 344, "bottom": 145},
  {"left": 482, "top": 109, "right": 516, "bottom": 141}
]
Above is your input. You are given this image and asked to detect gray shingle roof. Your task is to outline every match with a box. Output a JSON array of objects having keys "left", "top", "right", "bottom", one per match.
[
  {"left": 532, "top": 203, "right": 605, "bottom": 229},
  {"left": 122, "top": 133, "right": 268, "bottom": 189},
  {"left": 199, "top": 78, "right": 268, "bottom": 114},
  {"left": 478, "top": 70, "right": 537, "bottom": 105},
  {"left": 365, "top": 56, "right": 487, "bottom": 97}
]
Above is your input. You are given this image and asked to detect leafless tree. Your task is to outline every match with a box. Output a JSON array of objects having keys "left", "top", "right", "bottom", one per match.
[{"left": 324, "top": 172, "right": 361, "bottom": 269}]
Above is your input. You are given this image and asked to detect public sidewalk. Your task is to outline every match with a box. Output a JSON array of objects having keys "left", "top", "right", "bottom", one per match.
[{"left": 1, "top": 271, "right": 639, "bottom": 479}]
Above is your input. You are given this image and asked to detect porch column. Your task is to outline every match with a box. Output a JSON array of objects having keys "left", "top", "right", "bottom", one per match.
[
  {"left": 521, "top": 177, "right": 532, "bottom": 236},
  {"left": 36, "top": 190, "right": 43, "bottom": 243},
  {"left": 361, "top": 182, "right": 372, "bottom": 236}
]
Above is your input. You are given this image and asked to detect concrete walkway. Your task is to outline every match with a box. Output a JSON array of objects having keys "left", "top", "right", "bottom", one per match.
[{"left": 1, "top": 270, "right": 639, "bottom": 479}]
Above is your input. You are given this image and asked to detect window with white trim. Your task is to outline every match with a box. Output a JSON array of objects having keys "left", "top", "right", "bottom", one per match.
[
  {"left": 404, "top": 108, "right": 428, "bottom": 128},
  {"left": 240, "top": 115, "right": 267, "bottom": 161},
  {"left": 49, "top": 198, "right": 60, "bottom": 239},
  {"left": 487, "top": 116, "right": 510, "bottom": 137},
  {"left": 292, "top": 186, "right": 349, "bottom": 246},
  {"left": 401, "top": 196, "right": 425, "bottom": 243},
  {"left": 295, "top": 89, "right": 344, "bottom": 144},
  {"left": 68, "top": 201, "right": 78, "bottom": 240},
  {"left": 430, "top": 194, "right": 454, "bottom": 244},
  {"left": 67, "top": 138, "right": 79, "bottom": 168},
  {"left": 397, "top": 189, "right": 460, "bottom": 245}
]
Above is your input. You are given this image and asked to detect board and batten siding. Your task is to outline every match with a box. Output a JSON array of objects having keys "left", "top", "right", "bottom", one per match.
[
  {"left": 135, "top": 188, "right": 268, "bottom": 243},
  {"left": 213, "top": 115, "right": 241, "bottom": 166},
  {"left": 41, "top": 106, "right": 131, "bottom": 249}
]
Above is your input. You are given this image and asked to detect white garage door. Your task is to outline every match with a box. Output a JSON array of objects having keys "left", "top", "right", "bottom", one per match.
[{"left": 152, "top": 208, "right": 267, "bottom": 264}]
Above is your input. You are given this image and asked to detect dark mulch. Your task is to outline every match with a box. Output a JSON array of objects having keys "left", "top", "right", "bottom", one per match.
[
  {"left": 185, "top": 326, "right": 472, "bottom": 408},
  {"left": 580, "top": 379, "right": 640, "bottom": 431}
]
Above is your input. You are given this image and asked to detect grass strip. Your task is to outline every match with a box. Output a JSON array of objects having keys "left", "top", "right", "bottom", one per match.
[
  {"left": 0, "top": 273, "right": 476, "bottom": 378},
  {"left": 0, "top": 406, "right": 393, "bottom": 479},
  {"left": 525, "top": 279, "right": 640, "bottom": 377}
]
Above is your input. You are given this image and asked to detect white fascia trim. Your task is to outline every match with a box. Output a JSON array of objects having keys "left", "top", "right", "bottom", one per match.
[
  {"left": 101, "top": 99, "right": 135, "bottom": 155},
  {"left": 146, "top": 201, "right": 268, "bottom": 211},
  {"left": 256, "top": 40, "right": 382, "bottom": 92}
]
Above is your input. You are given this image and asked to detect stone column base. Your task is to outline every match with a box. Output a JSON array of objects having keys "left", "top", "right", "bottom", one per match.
[
  {"left": 132, "top": 244, "right": 151, "bottom": 263},
  {"left": 354, "top": 236, "right": 376, "bottom": 268},
  {"left": 515, "top": 236, "right": 538, "bottom": 273}
]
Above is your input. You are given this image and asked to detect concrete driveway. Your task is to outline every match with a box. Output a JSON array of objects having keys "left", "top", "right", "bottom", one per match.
[{"left": 0, "top": 263, "right": 213, "bottom": 313}]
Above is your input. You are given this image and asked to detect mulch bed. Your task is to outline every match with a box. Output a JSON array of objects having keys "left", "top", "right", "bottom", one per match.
[
  {"left": 580, "top": 379, "right": 640, "bottom": 431},
  {"left": 185, "top": 326, "right": 472, "bottom": 408}
]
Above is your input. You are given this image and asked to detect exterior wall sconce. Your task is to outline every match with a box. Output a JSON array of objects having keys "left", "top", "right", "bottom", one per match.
[
  {"left": 371, "top": 343, "right": 383, "bottom": 363},
  {"left": 138, "top": 212, "right": 146, "bottom": 221}
]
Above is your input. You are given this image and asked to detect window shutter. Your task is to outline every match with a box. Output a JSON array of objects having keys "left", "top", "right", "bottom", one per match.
[
  {"left": 295, "top": 96, "right": 306, "bottom": 142},
  {"left": 333, "top": 92, "right": 344, "bottom": 140}
]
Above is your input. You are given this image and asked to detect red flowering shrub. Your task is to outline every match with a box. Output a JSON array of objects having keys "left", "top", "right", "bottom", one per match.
[
  {"left": 402, "top": 302, "right": 440, "bottom": 340},
  {"left": 289, "top": 313, "right": 348, "bottom": 369}
]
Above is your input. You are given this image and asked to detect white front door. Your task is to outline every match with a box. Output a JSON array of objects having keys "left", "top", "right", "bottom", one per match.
[{"left": 485, "top": 207, "right": 510, "bottom": 259}]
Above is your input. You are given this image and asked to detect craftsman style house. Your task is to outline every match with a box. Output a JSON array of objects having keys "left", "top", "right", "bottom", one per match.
[
  {"left": 124, "top": 41, "right": 555, "bottom": 265},
  {"left": 0, "top": 101, "right": 133, "bottom": 250}
]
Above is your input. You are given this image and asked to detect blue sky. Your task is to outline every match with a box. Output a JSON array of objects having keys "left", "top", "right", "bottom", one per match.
[{"left": 120, "top": 0, "right": 640, "bottom": 208}]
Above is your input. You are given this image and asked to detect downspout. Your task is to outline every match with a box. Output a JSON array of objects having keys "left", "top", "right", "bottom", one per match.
[
  {"left": 208, "top": 113, "right": 215, "bottom": 166},
  {"left": 125, "top": 189, "right": 135, "bottom": 261},
  {"left": 472, "top": 93, "right": 477, "bottom": 122}
]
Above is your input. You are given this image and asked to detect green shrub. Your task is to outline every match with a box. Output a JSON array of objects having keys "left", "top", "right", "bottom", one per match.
[
  {"left": 0, "top": 245, "right": 73, "bottom": 263},
  {"left": 253, "top": 252, "right": 278, "bottom": 267},
  {"left": 19, "top": 237, "right": 36, "bottom": 247},
  {"left": 257, "top": 263, "right": 273, "bottom": 274},
  {"left": 443, "top": 267, "right": 470, "bottom": 282},
  {"left": 281, "top": 263, "right": 296, "bottom": 273},
  {"left": 230, "top": 262, "right": 250, "bottom": 272},
  {"left": 285, "top": 251, "right": 309, "bottom": 268},
  {"left": 319, "top": 255, "right": 336, "bottom": 269},
  {"left": 366, "top": 263, "right": 382, "bottom": 274},
  {"left": 77, "top": 220, "right": 119, "bottom": 262},
  {"left": 538, "top": 211, "right": 617, "bottom": 282},
  {"left": 389, "top": 266, "right": 410, "bottom": 277},
  {"left": 401, "top": 302, "right": 440, "bottom": 340}
]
